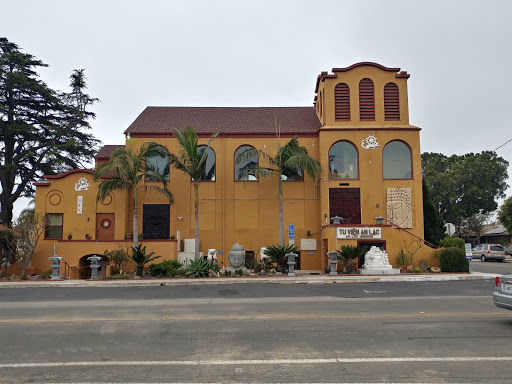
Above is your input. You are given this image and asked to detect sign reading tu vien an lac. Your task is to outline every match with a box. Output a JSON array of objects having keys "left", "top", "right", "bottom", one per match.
[{"left": 337, "top": 227, "right": 382, "bottom": 239}]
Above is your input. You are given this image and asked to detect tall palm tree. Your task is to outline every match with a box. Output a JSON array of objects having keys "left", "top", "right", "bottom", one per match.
[
  {"left": 94, "top": 142, "right": 174, "bottom": 247},
  {"left": 236, "top": 135, "right": 320, "bottom": 245},
  {"left": 168, "top": 126, "right": 219, "bottom": 260}
]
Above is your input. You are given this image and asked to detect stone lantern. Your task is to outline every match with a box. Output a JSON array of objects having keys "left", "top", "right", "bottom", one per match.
[
  {"left": 286, "top": 252, "right": 297, "bottom": 276},
  {"left": 48, "top": 256, "right": 63, "bottom": 280},
  {"left": 328, "top": 251, "right": 339, "bottom": 275},
  {"left": 87, "top": 256, "right": 102, "bottom": 280}
]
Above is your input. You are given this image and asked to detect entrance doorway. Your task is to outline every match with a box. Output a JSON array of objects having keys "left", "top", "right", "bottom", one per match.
[
  {"left": 357, "top": 241, "right": 386, "bottom": 268},
  {"left": 78, "top": 254, "right": 110, "bottom": 279},
  {"left": 96, "top": 213, "right": 115, "bottom": 241}
]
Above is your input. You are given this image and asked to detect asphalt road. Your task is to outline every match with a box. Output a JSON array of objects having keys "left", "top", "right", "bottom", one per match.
[
  {"left": 470, "top": 258, "right": 512, "bottom": 275},
  {"left": 1, "top": 281, "right": 511, "bottom": 383}
]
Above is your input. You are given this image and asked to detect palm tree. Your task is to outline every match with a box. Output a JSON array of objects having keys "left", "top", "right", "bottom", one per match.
[
  {"left": 236, "top": 135, "right": 320, "bottom": 245},
  {"left": 168, "top": 126, "right": 219, "bottom": 259},
  {"left": 93, "top": 142, "right": 174, "bottom": 247}
]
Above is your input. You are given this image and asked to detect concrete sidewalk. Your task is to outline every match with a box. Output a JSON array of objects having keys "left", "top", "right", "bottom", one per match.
[{"left": 0, "top": 271, "right": 499, "bottom": 288}]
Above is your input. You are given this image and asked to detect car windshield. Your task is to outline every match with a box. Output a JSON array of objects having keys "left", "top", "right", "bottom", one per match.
[{"left": 491, "top": 245, "right": 504, "bottom": 251}]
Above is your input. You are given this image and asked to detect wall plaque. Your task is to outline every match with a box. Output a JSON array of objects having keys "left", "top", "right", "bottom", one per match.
[
  {"left": 300, "top": 238, "right": 317, "bottom": 251},
  {"left": 337, "top": 227, "right": 382, "bottom": 239}
]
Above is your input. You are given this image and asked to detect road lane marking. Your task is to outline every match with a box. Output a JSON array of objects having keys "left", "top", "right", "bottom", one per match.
[
  {"left": 2, "top": 356, "right": 512, "bottom": 368},
  {"left": 0, "top": 311, "right": 508, "bottom": 323}
]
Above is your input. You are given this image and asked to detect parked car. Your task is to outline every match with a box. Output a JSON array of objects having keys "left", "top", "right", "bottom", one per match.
[
  {"left": 493, "top": 275, "right": 512, "bottom": 310},
  {"left": 471, "top": 244, "right": 506, "bottom": 262}
]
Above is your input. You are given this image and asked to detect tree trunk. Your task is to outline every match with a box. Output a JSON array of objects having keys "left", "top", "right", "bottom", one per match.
[
  {"left": 194, "top": 183, "right": 200, "bottom": 260},
  {"left": 0, "top": 197, "right": 13, "bottom": 226},
  {"left": 133, "top": 201, "right": 139, "bottom": 248},
  {"left": 136, "top": 265, "right": 143, "bottom": 277},
  {"left": 278, "top": 177, "right": 284, "bottom": 245}
]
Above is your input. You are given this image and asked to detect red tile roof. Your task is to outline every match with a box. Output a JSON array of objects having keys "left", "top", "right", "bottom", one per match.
[
  {"left": 95, "top": 145, "right": 124, "bottom": 160},
  {"left": 124, "top": 107, "right": 322, "bottom": 136}
]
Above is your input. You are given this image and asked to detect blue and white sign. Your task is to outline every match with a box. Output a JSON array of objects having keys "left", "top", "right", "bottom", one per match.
[
  {"left": 288, "top": 224, "right": 295, "bottom": 239},
  {"left": 465, "top": 243, "right": 472, "bottom": 259}
]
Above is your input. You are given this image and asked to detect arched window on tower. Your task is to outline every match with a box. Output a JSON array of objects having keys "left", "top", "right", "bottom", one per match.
[
  {"left": 384, "top": 82, "right": 400, "bottom": 120},
  {"left": 383, "top": 140, "right": 412, "bottom": 179},
  {"left": 328, "top": 141, "right": 358, "bottom": 179},
  {"left": 334, "top": 83, "right": 350, "bottom": 121},
  {"left": 359, "top": 78, "right": 375, "bottom": 121}
]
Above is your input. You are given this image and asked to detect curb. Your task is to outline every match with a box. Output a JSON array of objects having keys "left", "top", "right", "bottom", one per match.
[{"left": 0, "top": 273, "right": 494, "bottom": 288}]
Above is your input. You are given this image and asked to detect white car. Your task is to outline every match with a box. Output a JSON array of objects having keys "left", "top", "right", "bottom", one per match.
[
  {"left": 494, "top": 275, "right": 512, "bottom": 310},
  {"left": 471, "top": 244, "right": 506, "bottom": 262}
]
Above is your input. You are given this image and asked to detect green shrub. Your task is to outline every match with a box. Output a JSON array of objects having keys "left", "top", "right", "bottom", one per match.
[
  {"left": 148, "top": 260, "right": 183, "bottom": 277},
  {"left": 439, "top": 247, "right": 469, "bottom": 272},
  {"left": 101, "top": 273, "right": 131, "bottom": 280},
  {"left": 129, "top": 244, "right": 161, "bottom": 277},
  {"left": 395, "top": 249, "right": 410, "bottom": 268},
  {"left": 235, "top": 269, "right": 244, "bottom": 276},
  {"left": 440, "top": 237, "right": 465, "bottom": 251},
  {"left": 413, "top": 266, "right": 422, "bottom": 273},
  {"left": 337, "top": 245, "right": 366, "bottom": 273},
  {"left": 186, "top": 258, "right": 210, "bottom": 277},
  {"left": 264, "top": 244, "right": 299, "bottom": 273},
  {"left": 20, "top": 274, "right": 29, "bottom": 280},
  {"left": 37, "top": 269, "right": 53, "bottom": 279}
]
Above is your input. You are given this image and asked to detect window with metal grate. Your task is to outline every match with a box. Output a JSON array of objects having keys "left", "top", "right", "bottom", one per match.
[
  {"left": 384, "top": 82, "right": 400, "bottom": 120},
  {"left": 359, "top": 78, "right": 375, "bottom": 121},
  {"left": 334, "top": 83, "right": 350, "bottom": 121}
]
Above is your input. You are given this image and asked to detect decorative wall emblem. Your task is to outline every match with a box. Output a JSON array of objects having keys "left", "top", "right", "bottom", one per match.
[
  {"left": 75, "top": 177, "right": 91, "bottom": 191},
  {"left": 386, "top": 188, "right": 413, "bottom": 229},
  {"left": 361, "top": 135, "right": 380, "bottom": 150}
]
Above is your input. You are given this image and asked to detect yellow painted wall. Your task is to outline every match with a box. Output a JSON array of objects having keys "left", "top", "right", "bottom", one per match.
[{"left": 30, "top": 63, "right": 437, "bottom": 278}]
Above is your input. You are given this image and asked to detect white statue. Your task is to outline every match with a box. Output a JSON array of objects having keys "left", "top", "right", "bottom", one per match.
[{"left": 359, "top": 246, "right": 400, "bottom": 275}]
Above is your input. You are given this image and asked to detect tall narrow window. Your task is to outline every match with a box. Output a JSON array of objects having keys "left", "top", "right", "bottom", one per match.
[
  {"left": 383, "top": 140, "right": 412, "bottom": 179},
  {"left": 334, "top": 83, "right": 350, "bottom": 121},
  {"left": 328, "top": 141, "right": 358, "bottom": 179},
  {"left": 45, "top": 213, "right": 63, "bottom": 238},
  {"left": 146, "top": 145, "right": 169, "bottom": 181},
  {"left": 235, "top": 145, "right": 258, "bottom": 181},
  {"left": 197, "top": 145, "right": 216, "bottom": 181},
  {"left": 384, "top": 82, "right": 400, "bottom": 120},
  {"left": 359, "top": 78, "right": 375, "bottom": 121}
]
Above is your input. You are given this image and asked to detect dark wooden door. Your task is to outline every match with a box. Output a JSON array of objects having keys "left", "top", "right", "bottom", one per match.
[
  {"left": 96, "top": 213, "right": 115, "bottom": 241},
  {"left": 143, "top": 204, "right": 170, "bottom": 239},
  {"left": 329, "top": 188, "right": 361, "bottom": 224}
]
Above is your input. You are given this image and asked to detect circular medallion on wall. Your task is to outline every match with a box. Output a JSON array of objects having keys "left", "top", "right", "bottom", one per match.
[
  {"left": 100, "top": 194, "right": 113, "bottom": 205},
  {"left": 101, "top": 219, "right": 111, "bottom": 229},
  {"left": 49, "top": 193, "right": 62, "bottom": 205}
]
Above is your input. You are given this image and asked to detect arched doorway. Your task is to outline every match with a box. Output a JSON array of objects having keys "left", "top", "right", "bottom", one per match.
[{"left": 78, "top": 254, "right": 110, "bottom": 279}]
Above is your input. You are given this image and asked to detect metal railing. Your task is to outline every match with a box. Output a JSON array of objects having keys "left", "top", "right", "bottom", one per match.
[{"left": 63, "top": 261, "right": 87, "bottom": 279}]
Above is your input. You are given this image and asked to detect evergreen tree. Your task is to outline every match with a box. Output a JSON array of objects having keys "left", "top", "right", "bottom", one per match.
[
  {"left": 0, "top": 37, "right": 100, "bottom": 225},
  {"left": 422, "top": 179, "right": 445, "bottom": 246}
]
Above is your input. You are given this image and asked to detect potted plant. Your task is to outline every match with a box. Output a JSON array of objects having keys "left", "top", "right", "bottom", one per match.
[
  {"left": 85, "top": 234, "right": 92, "bottom": 240},
  {"left": 67, "top": 233, "right": 72, "bottom": 240},
  {"left": 125, "top": 233, "right": 133, "bottom": 241}
]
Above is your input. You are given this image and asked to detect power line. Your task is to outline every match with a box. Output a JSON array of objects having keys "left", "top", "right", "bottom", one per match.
[{"left": 494, "top": 138, "right": 512, "bottom": 152}]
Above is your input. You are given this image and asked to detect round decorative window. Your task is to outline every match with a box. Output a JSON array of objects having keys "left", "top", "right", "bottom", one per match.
[
  {"left": 49, "top": 193, "right": 62, "bottom": 205},
  {"left": 100, "top": 194, "right": 113, "bottom": 205},
  {"left": 101, "top": 219, "right": 111, "bottom": 229}
]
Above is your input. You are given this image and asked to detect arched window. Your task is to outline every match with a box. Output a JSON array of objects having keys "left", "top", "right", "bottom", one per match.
[
  {"left": 384, "top": 82, "right": 400, "bottom": 120},
  {"left": 334, "top": 83, "right": 350, "bottom": 121},
  {"left": 197, "top": 145, "right": 216, "bottom": 181},
  {"left": 235, "top": 145, "right": 258, "bottom": 181},
  {"left": 146, "top": 146, "right": 169, "bottom": 181},
  {"left": 282, "top": 167, "right": 303, "bottom": 181},
  {"left": 328, "top": 141, "right": 358, "bottom": 179},
  {"left": 359, "top": 78, "right": 375, "bottom": 121},
  {"left": 383, "top": 141, "right": 412, "bottom": 179}
]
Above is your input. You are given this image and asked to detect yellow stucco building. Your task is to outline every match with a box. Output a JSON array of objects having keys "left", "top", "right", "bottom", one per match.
[{"left": 29, "top": 62, "right": 435, "bottom": 278}]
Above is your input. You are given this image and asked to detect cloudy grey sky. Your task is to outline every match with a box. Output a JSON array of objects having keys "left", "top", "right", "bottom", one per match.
[{"left": 3, "top": 0, "right": 512, "bottom": 217}]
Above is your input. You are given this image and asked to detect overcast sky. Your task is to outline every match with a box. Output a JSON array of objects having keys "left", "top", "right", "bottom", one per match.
[{"left": 3, "top": 0, "right": 512, "bottom": 217}]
